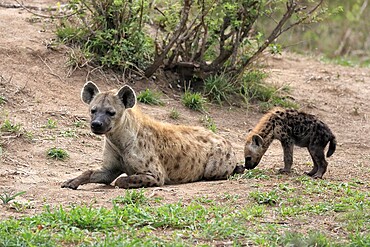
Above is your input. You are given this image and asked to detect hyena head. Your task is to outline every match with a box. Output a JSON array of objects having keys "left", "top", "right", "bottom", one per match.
[
  {"left": 81, "top": 81, "right": 136, "bottom": 135},
  {"left": 244, "top": 133, "right": 264, "bottom": 170}
]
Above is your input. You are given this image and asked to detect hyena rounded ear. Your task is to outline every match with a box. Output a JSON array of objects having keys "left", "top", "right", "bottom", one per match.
[
  {"left": 252, "top": 134, "right": 263, "bottom": 147},
  {"left": 81, "top": 81, "right": 100, "bottom": 104},
  {"left": 116, "top": 85, "right": 136, "bottom": 109}
]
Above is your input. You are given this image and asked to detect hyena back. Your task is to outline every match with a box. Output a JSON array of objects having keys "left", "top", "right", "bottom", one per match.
[
  {"left": 244, "top": 107, "right": 336, "bottom": 178},
  {"left": 62, "top": 82, "right": 243, "bottom": 190}
]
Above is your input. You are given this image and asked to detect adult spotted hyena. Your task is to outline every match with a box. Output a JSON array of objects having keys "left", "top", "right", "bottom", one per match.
[
  {"left": 244, "top": 107, "right": 336, "bottom": 178},
  {"left": 62, "top": 82, "right": 244, "bottom": 189}
]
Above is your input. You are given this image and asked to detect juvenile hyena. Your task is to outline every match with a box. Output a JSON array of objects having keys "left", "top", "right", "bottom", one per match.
[
  {"left": 244, "top": 107, "right": 336, "bottom": 178},
  {"left": 62, "top": 82, "right": 244, "bottom": 190}
]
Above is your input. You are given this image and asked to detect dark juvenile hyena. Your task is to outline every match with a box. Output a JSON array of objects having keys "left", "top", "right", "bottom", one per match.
[
  {"left": 62, "top": 82, "right": 244, "bottom": 190},
  {"left": 244, "top": 107, "right": 336, "bottom": 178}
]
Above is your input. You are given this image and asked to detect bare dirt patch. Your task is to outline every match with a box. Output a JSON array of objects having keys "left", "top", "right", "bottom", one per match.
[{"left": 0, "top": 0, "right": 369, "bottom": 238}]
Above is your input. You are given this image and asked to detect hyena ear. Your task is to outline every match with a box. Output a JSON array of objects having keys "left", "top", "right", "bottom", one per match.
[
  {"left": 116, "top": 85, "right": 137, "bottom": 109},
  {"left": 252, "top": 134, "right": 263, "bottom": 147},
  {"left": 81, "top": 81, "right": 100, "bottom": 104}
]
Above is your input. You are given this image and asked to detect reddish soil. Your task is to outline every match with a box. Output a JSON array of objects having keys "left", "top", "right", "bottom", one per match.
[{"left": 0, "top": 0, "right": 369, "bottom": 225}]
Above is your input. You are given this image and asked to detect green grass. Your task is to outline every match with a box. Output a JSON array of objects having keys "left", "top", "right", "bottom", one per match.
[
  {"left": 0, "top": 179, "right": 368, "bottom": 246},
  {"left": 137, "top": 89, "right": 164, "bottom": 105},
  {"left": 181, "top": 91, "right": 207, "bottom": 112},
  {"left": 43, "top": 118, "right": 57, "bottom": 129},
  {"left": 204, "top": 74, "right": 236, "bottom": 105},
  {"left": 0, "top": 191, "right": 26, "bottom": 204},
  {"left": 240, "top": 70, "right": 299, "bottom": 111},
  {"left": 47, "top": 147, "right": 69, "bottom": 161},
  {"left": 169, "top": 108, "right": 180, "bottom": 120},
  {"left": 1, "top": 119, "right": 21, "bottom": 133},
  {"left": 200, "top": 115, "right": 217, "bottom": 133},
  {"left": 0, "top": 95, "right": 6, "bottom": 105}
]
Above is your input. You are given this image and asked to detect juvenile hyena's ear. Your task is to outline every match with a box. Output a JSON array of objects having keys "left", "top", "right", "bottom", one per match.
[
  {"left": 251, "top": 134, "right": 263, "bottom": 147},
  {"left": 116, "top": 85, "right": 136, "bottom": 109},
  {"left": 81, "top": 81, "right": 100, "bottom": 104}
]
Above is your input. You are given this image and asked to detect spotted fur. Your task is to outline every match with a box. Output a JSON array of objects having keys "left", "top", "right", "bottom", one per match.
[
  {"left": 62, "top": 82, "right": 243, "bottom": 190},
  {"left": 244, "top": 107, "right": 336, "bottom": 178}
]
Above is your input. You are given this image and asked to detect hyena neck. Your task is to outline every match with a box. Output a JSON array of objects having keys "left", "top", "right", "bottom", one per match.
[{"left": 252, "top": 110, "right": 280, "bottom": 151}]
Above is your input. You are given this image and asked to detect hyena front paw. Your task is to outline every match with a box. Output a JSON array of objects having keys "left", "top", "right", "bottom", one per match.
[
  {"left": 61, "top": 179, "right": 80, "bottom": 190},
  {"left": 278, "top": 168, "right": 291, "bottom": 174}
]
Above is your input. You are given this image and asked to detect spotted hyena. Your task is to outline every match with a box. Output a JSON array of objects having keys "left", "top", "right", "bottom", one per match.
[
  {"left": 244, "top": 107, "right": 336, "bottom": 178},
  {"left": 62, "top": 82, "right": 244, "bottom": 190}
]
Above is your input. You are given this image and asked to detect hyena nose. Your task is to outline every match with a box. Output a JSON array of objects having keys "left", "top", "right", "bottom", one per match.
[{"left": 91, "top": 121, "right": 103, "bottom": 129}]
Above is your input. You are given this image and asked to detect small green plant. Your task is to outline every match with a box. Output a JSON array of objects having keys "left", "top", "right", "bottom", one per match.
[
  {"left": 43, "top": 118, "right": 57, "bottom": 129},
  {"left": 73, "top": 120, "right": 86, "bottom": 128},
  {"left": 250, "top": 190, "right": 279, "bottom": 206},
  {"left": 182, "top": 91, "right": 206, "bottom": 112},
  {"left": 60, "top": 129, "right": 78, "bottom": 138},
  {"left": 137, "top": 89, "right": 164, "bottom": 105},
  {"left": 229, "top": 169, "right": 270, "bottom": 180},
  {"left": 0, "top": 191, "right": 26, "bottom": 204},
  {"left": 204, "top": 74, "right": 236, "bottom": 105},
  {"left": 47, "top": 147, "right": 69, "bottom": 161},
  {"left": 0, "top": 95, "right": 6, "bottom": 105},
  {"left": 240, "top": 70, "right": 298, "bottom": 111},
  {"left": 201, "top": 115, "right": 217, "bottom": 133},
  {"left": 169, "top": 108, "right": 180, "bottom": 120},
  {"left": 113, "top": 189, "right": 148, "bottom": 205},
  {"left": 1, "top": 119, "right": 21, "bottom": 133}
]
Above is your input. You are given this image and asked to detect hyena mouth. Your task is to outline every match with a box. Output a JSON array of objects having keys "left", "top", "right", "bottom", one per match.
[
  {"left": 91, "top": 127, "right": 112, "bottom": 135},
  {"left": 244, "top": 159, "right": 259, "bottom": 170}
]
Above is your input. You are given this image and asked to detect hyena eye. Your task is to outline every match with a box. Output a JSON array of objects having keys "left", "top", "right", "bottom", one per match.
[
  {"left": 107, "top": 111, "right": 116, "bottom": 116},
  {"left": 245, "top": 156, "right": 252, "bottom": 162},
  {"left": 91, "top": 108, "right": 97, "bottom": 114}
]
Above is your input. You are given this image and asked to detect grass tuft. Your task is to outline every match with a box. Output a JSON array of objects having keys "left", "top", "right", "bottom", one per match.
[
  {"left": 182, "top": 91, "right": 207, "bottom": 111},
  {"left": 47, "top": 147, "right": 69, "bottom": 161},
  {"left": 137, "top": 89, "right": 164, "bottom": 105}
]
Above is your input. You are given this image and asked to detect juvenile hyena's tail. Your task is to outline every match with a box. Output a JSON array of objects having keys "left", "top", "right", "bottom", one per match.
[{"left": 326, "top": 137, "right": 336, "bottom": 157}]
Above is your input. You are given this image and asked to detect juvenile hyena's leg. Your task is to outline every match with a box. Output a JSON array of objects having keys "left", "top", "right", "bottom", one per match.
[
  {"left": 307, "top": 145, "right": 327, "bottom": 179},
  {"left": 114, "top": 173, "right": 164, "bottom": 189},
  {"left": 279, "top": 140, "right": 294, "bottom": 174},
  {"left": 61, "top": 168, "right": 123, "bottom": 190},
  {"left": 305, "top": 146, "right": 318, "bottom": 177}
]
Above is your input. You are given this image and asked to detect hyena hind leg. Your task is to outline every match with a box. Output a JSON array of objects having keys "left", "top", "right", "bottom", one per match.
[
  {"left": 307, "top": 145, "right": 327, "bottom": 179},
  {"left": 114, "top": 173, "right": 164, "bottom": 189},
  {"left": 61, "top": 168, "right": 123, "bottom": 190}
]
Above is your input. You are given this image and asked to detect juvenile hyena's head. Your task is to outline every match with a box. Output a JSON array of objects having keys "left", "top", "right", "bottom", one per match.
[
  {"left": 244, "top": 133, "right": 264, "bottom": 170},
  {"left": 81, "top": 81, "right": 136, "bottom": 135}
]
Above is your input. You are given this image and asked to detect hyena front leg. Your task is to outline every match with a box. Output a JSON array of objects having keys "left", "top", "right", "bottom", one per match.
[
  {"left": 279, "top": 140, "right": 294, "bottom": 174},
  {"left": 61, "top": 168, "right": 123, "bottom": 190},
  {"left": 114, "top": 173, "right": 164, "bottom": 189}
]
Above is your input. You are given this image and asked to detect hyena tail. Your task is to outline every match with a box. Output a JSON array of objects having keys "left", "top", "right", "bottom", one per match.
[{"left": 326, "top": 137, "right": 336, "bottom": 157}]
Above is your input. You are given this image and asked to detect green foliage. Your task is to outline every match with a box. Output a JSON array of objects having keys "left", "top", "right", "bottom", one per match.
[
  {"left": 181, "top": 91, "right": 206, "bottom": 112},
  {"left": 240, "top": 70, "right": 299, "bottom": 111},
  {"left": 201, "top": 115, "right": 217, "bottom": 133},
  {"left": 169, "top": 108, "right": 180, "bottom": 120},
  {"left": 230, "top": 169, "right": 270, "bottom": 180},
  {"left": 0, "top": 95, "right": 6, "bottom": 105},
  {"left": 1, "top": 119, "right": 21, "bottom": 133},
  {"left": 57, "top": 0, "right": 154, "bottom": 71},
  {"left": 250, "top": 189, "right": 279, "bottom": 206},
  {"left": 203, "top": 74, "right": 236, "bottom": 105},
  {"left": 279, "top": 231, "right": 334, "bottom": 247},
  {"left": 43, "top": 118, "right": 57, "bottom": 129},
  {"left": 137, "top": 89, "right": 164, "bottom": 105},
  {"left": 113, "top": 189, "right": 148, "bottom": 205},
  {"left": 0, "top": 191, "right": 26, "bottom": 204},
  {"left": 47, "top": 147, "right": 69, "bottom": 161}
]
